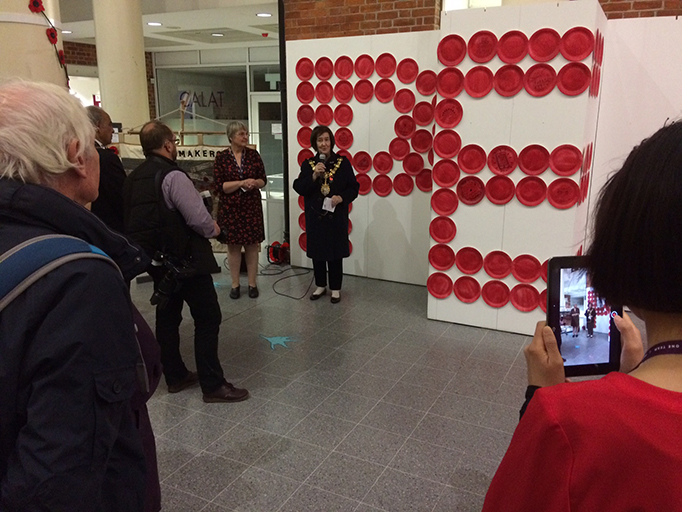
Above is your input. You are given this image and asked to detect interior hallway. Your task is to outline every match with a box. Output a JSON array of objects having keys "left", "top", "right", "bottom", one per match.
[{"left": 133, "top": 260, "right": 531, "bottom": 511}]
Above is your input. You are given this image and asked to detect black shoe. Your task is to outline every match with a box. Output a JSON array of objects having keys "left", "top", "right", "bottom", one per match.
[
  {"left": 167, "top": 371, "right": 199, "bottom": 393},
  {"left": 310, "top": 288, "right": 327, "bottom": 300},
  {"left": 248, "top": 286, "right": 259, "bottom": 298},
  {"left": 230, "top": 286, "right": 240, "bottom": 299},
  {"left": 330, "top": 294, "right": 341, "bottom": 304},
  {"left": 203, "top": 382, "right": 250, "bottom": 403}
]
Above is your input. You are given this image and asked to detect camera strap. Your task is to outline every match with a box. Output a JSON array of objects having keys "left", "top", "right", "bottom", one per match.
[{"left": 0, "top": 234, "right": 150, "bottom": 393}]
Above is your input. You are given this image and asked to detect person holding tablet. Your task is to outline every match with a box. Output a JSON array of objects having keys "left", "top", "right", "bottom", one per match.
[{"left": 483, "top": 122, "right": 682, "bottom": 511}]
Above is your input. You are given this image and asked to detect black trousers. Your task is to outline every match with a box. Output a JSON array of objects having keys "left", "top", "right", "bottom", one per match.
[
  {"left": 152, "top": 271, "right": 225, "bottom": 393},
  {"left": 313, "top": 259, "right": 343, "bottom": 290}
]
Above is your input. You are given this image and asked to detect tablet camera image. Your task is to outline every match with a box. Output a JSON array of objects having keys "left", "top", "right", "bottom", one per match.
[{"left": 558, "top": 268, "right": 612, "bottom": 366}]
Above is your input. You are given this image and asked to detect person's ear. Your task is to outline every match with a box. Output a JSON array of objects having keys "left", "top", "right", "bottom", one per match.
[{"left": 66, "top": 139, "right": 87, "bottom": 178}]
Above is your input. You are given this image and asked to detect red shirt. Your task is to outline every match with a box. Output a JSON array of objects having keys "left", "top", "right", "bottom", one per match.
[{"left": 483, "top": 372, "right": 682, "bottom": 511}]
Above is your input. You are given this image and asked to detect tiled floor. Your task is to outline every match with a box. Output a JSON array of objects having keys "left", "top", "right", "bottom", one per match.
[{"left": 133, "top": 259, "right": 532, "bottom": 512}]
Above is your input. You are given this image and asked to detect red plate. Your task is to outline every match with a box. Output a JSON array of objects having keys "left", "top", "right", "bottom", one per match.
[
  {"left": 434, "top": 99, "right": 463, "bottom": 129},
  {"left": 375, "top": 79, "right": 396, "bottom": 103},
  {"left": 431, "top": 188, "right": 459, "bottom": 216},
  {"left": 299, "top": 232, "right": 307, "bottom": 251},
  {"left": 354, "top": 151, "right": 372, "bottom": 173},
  {"left": 298, "top": 212, "right": 306, "bottom": 230},
  {"left": 497, "top": 30, "right": 528, "bottom": 64},
  {"left": 428, "top": 149, "right": 434, "bottom": 166},
  {"left": 355, "top": 54, "right": 375, "bottom": 79},
  {"left": 348, "top": 218, "right": 353, "bottom": 234},
  {"left": 524, "top": 64, "right": 557, "bottom": 97},
  {"left": 516, "top": 176, "right": 547, "bottom": 206},
  {"left": 511, "top": 284, "right": 540, "bottom": 312},
  {"left": 557, "top": 62, "right": 591, "bottom": 96},
  {"left": 395, "top": 115, "right": 417, "bottom": 139},
  {"left": 454, "top": 276, "right": 481, "bottom": 303},
  {"left": 539, "top": 288, "right": 547, "bottom": 313},
  {"left": 315, "top": 81, "right": 334, "bottom": 103},
  {"left": 413, "top": 102, "right": 434, "bottom": 126},
  {"left": 485, "top": 175, "right": 515, "bottom": 205},
  {"left": 458, "top": 145, "right": 487, "bottom": 174},
  {"left": 482, "top": 280, "right": 510, "bottom": 308},
  {"left": 468, "top": 30, "right": 498, "bottom": 63},
  {"left": 541, "top": 259, "right": 548, "bottom": 283},
  {"left": 334, "top": 80, "right": 354, "bottom": 103},
  {"left": 296, "top": 58, "right": 314, "bottom": 80},
  {"left": 354, "top": 79, "right": 374, "bottom": 103},
  {"left": 315, "top": 57, "right": 334, "bottom": 80},
  {"left": 396, "top": 58, "right": 419, "bottom": 84},
  {"left": 297, "top": 149, "right": 314, "bottom": 166},
  {"left": 429, "top": 244, "right": 456, "bottom": 271},
  {"left": 430, "top": 216, "right": 457, "bottom": 243},
  {"left": 427, "top": 272, "right": 453, "bottom": 299},
  {"left": 512, "top": 254, "right": 541, "bottom": 283},
  {"left": 373, "top": 174, "right": 393, "bottom": 197},
  {"left": 438, "top": 34, "right": 467, "bottom": 66},
  {"left": 297, "top": 105, "right": 315, "bottom": 126},
  {"left": 403, "top": 153, "right": 424, "bottom": 176},
  {"left": 298, "top": 196, "right": 305, "bottom": 210},
  {"left": 389, "top": 138, "right": 411, "bottom": 161},
  {"left": 416, "top": 169, "right": 432, "bottom": 192},
  {"left": 335, "top": 128, "right": 353, "bottom": 150},
  {"left": 433, "top": 130, "right": 462, "bottom": 159},
  {"left": 550, "top": 145, "right": 581, "bottom": 176},
  {"left": 484, "top": 251, "right": 512, "bottom": 279},
  {"left": 456, "top": 247, "right": 483, "bottom": 274},
  {"left": 334, "top": 56, "right": 354, "bottom": 79},
  {"left": 464, "top": 66, "right": 494, "bottom": 98},
  {"left": 433, "top": 160, "right": 460, "bottom": 188},
  {"left": 494, "top": 65, "right": 524, "bottom": 97},
  {"left": 416, "top": 70, "right": 438, "bottom": 96},
  {"left": 357, "top": 174, "right": 372, "bottom": 195},
  {"left": 528, "top": 28, "right": 561, "bottom": 62},
  {"left": 560, "top": 27, "right": 594, "bottom": 62},
  {"left": 519, "top": 145, "right": 550, "bottom": 175},
  {"left": 487, "top": 145, "right": 517, "bottom": 175},
  {"left": 334, "top": 104, "right": 353, "bottom": 127},
  {"left": 394, "top": 89, "right": 416, "bottom": 114},
  {"left": 296, "top": 82, "right": 314, "bottom": 104},
  {"left": 436, "top": 68, "right": 465, "bottom": 99},
  {"left": 457, "top": 176, "right": 485, "bottom": 206},
  {"left": 411, "top": 130, "right": 433, "bottom": 153},
  {"left": 297, "top": 127, "right": 312, "bottom": 148},
  {"left": 376, "top": 53, "right": 397, "bottom": 78},
  {"left": 373, "top": 151, "right": 393, "bottom": 174},
  {"left": 315, "top": 105, "right": 333, "bottom": 126},
  {"left": 337, "top": 150, "right": 352, "bottom": 165},
  {"left": 547, "top": 178, "right": 580, "bottom": 209},
  {"left": 394, "top": 173, "right": 414, "bottom": 196}
]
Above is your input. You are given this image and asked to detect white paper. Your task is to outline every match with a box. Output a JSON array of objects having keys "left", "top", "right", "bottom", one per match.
[{"left": 322, "top": 197, "right": 336, "bottom": 212}]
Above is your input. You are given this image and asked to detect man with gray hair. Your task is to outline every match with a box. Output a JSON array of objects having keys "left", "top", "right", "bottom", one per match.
[
  {"left": 0, "top": 81, "right": 148, "bottom": 510},
  {"left": 86, "top": 105, "right": 127, "bottom": 232}
]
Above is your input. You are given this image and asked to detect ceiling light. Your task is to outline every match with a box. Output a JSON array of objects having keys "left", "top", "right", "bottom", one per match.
[
  {"left": 256, "top": 13, "right": 272, "bottom": 17},
  {"left": 147, "top": 22, "right": 162, "bottom": 27},
  {"left": 61, "top": 30, "right": 72, "bottom": 34},
  {"left": 211, "top": 33, "right": 224, "bottom": 37}
]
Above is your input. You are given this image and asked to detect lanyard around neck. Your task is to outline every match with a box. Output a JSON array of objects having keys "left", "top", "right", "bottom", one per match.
[{"left": 639, "top": 340, "right": 682, "bottom": 366}]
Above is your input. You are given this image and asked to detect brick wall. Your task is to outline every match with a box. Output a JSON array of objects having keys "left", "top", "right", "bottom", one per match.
[
  {"left": 284, "top": 0, "right": 442, "bottom": 40},
  {"left": 62, "top": 42, "right": 156, "bottom": 120},
  {"left": 600, "top": 0, "right": 682, "bottom": 18}
]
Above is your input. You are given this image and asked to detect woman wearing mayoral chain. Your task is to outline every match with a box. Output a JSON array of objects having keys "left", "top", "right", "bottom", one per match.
[{"left": 293, "top": 125, "right": 359, "bottom": 303}]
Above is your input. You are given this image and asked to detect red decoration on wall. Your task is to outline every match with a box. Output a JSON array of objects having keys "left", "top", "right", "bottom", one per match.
[
  {"left": 427, "top": 272, "right": 453, "bottom": 299},
  {"left": 457, "top": 176, "right": 486, "bottom": 205},
  {"left": 497, "top": 30, "right": 528, "bottom": 64},
  {"left": 296, "top": 58, "right": 314, "bottom": 80},
  {"left": 458, "top": 144, "right": 487, "bottom": 174},
  {"left": 454, "top": 276, "right": 481, "bottom": 303},
  {"left": 438, "top": 34, "right": 467, "bottom": 66},
  {"left": 393, "top": 173, "right": 414, "bottom": 196},
  {"left": 482, "top": 281, "right": 510, "bottom": 308},
  {"left": 433, "top": 160, "right": 460, "bottom": 188},
  {"left": 528, "top": 28, "right": 561, "bottom": 62},
  {"left": 46, "top": 27, "right": 58, "bottom": 45},
  {"left": 430, "top": 216, "right": 457, "bottom": 243},
  {"left": 29, "top": 0, "right": 45, "bottom": 13},
  {"left": 468, "top": 30, "right": 498, "bottom": 63}
]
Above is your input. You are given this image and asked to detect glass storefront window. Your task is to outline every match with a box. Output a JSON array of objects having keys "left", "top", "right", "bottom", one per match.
[{"left": 250, "top": 64, "right": 280, "bottom": 92}]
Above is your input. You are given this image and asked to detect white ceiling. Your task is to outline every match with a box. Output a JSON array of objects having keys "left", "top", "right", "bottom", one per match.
[{"left": 59, "top": 0, "right": 279, "bottom": 52}]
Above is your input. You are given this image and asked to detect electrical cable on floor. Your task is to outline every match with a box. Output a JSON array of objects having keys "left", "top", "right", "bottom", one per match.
[{"left": 222, "top": 256, "right": 314, "bottom": 300}]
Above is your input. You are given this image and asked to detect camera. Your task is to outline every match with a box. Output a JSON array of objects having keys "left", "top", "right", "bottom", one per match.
[{"left": 149, "top": 252, "right": 195, "bottom": 309}]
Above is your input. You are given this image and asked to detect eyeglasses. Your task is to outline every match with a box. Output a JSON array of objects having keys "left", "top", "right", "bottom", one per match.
[{"left": 168, "top": 138, "right": 180, "bottom": 145}]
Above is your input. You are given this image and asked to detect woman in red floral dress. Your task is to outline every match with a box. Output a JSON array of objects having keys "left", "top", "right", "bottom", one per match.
[{"left": 213, "top": 121, "right": 266, "bottom": 298}]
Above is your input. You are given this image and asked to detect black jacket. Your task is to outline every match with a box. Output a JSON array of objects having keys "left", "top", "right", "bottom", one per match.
[
  {"left": 0, "top": 178, "right": 149, "bottom": 511},
  {"left": 91, "top": 145, "right": 127, "bottom": 233},
  {"left": 124, "top": 155, "right": 219, "bottom": 275},
  {"left": 293, "top": 152, "right": 359, "bottom": 261}
]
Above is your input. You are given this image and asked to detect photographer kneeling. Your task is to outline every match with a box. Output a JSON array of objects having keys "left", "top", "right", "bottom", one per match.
[{"left": 483, "top": 122, "right": 682, "bottom": 511}]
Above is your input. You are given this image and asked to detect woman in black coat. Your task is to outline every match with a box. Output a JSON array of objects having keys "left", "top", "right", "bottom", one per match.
[{"left": 293, "top": 125, "right": 359, "bottom": 303}]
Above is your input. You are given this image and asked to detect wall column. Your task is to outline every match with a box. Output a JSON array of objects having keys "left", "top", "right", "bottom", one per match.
[
  {"left": 0, "top": 0, "right": 66, "bottom": 85},
  {"left": 92, "top": 0, "right": 149, "bottom": 130}
]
